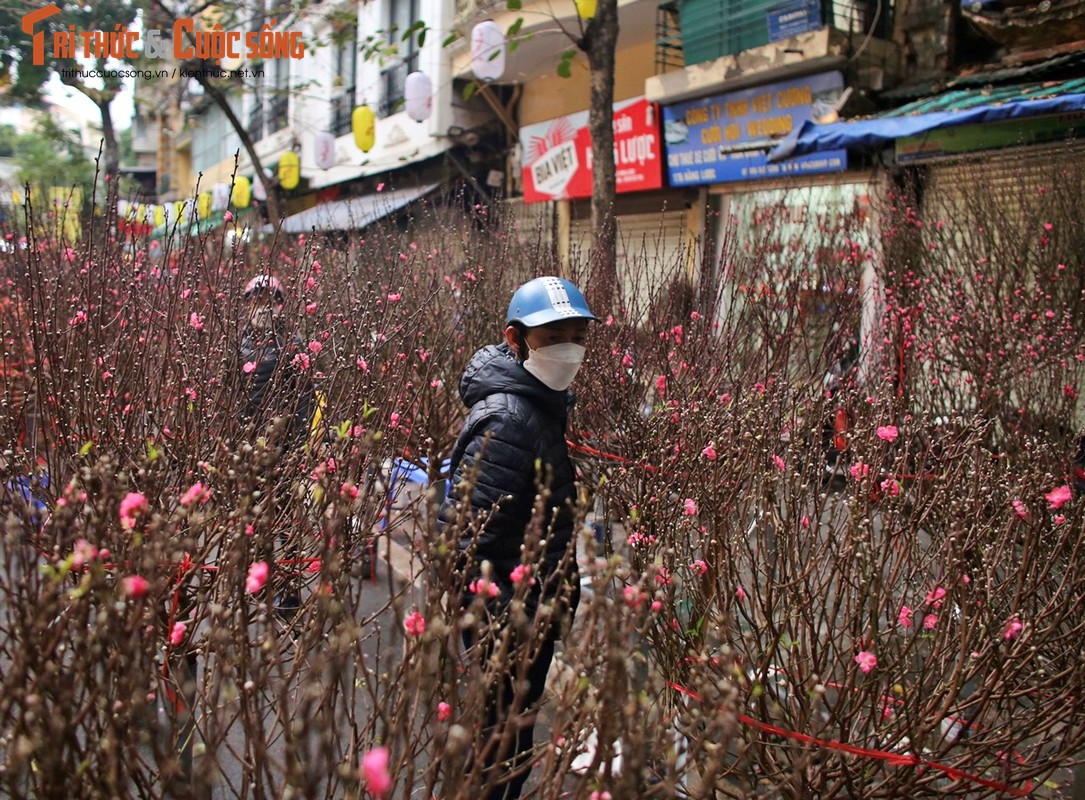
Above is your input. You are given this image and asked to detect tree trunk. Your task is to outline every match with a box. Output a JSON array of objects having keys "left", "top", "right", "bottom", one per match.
[
  {"left": 582, "top": 0, "right": 619, "bottom": 312},
  {"left": 192, "top": 70, "right": 282, "bottom": 227},
  {"left": 95, "top": 97, "right": 120, "bottom": 180}
]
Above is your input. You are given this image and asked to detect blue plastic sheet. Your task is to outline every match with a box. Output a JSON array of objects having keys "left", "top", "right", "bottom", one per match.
[{"left": 767, "top": 91, "right": 1085, "bottom": 162}]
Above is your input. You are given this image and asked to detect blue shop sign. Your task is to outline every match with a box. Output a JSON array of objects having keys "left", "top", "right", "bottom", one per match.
[
  {"left": 663, "top": 71, "right": 847, "bottom": 187},
  {"left": 768, "top": 0, "right": 822, "bottom": 42}
]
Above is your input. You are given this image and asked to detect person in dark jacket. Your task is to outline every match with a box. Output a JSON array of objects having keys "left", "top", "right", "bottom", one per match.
[
  {"left": 439, "top": 276, "right": 596, "bottom": 800},
  {"left": 239, "top": 274, "right": 316, "bottom": 618},
  {"left": 239, "top": 274, "right": 315, "bottom": 450}
]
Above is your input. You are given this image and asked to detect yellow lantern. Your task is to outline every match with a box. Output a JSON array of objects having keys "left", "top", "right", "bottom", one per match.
[
  {"left": 153, "top": 205, "right": 165, "bottom": 228},
  {"left": 574, "top": 0, "right": 596, "bottom": 17},
  {"left": 352, "top": 105, "right": 376, "bottom": 153},
  {"left": 232, "top": 175, "right": 252, "bottom": 208},
  {"left": 197, "top": 192, "right": 212, "bottom": 220},
  {"left": 175, "top": 200, "right": 187, "bottom": 224},
  {"left": 278, "top": 151, "right": 300, "bottom": 191}
]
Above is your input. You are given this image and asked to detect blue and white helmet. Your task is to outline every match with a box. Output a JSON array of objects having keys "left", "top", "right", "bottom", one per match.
[{"left": 505, "top": 276, "right": 596, "bottom": 328}]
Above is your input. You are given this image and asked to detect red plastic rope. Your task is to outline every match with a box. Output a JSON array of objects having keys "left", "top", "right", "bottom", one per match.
[
  {"left": 666, "top": 681, "right": 1031, "bottom": 797},
  {"left": 566, "top": 439, "right": 660, "bottom": 473}
]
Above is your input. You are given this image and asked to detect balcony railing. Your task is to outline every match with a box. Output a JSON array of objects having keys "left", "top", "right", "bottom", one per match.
[
  {"left": 331, "top": 87, "right": 355, "bottom": 136},
  {"left": 267, "top": 93, "right": 289, "bottom": 134},
  {"left": 678, "top": 0, "right": 893, "bottom": 67},
  {"left": 379, "top": 52, "right": 419, "bottom": 118},
  {"left": 454, "top": 0, "right": 502, "bottom": 21},
  {"left": 247, "top": 102, "right": 265, "bottom": 141}
]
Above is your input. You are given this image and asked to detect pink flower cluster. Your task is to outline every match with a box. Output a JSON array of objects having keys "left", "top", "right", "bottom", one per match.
[
  {"left": 360, "top": 746, "right": 392, "bottom": 797},
  {"left": 119, "top": 492, "right": 148, "bottom": 530},
  {"left": 469, "top": 578, "right": 499, "bottom": 598},
  {"left": 179, "top": 482, "right": 210, "bottom": 507},
  {"left": 245, "top": 561, "right": 269, "bottom": 594},
  {"left": 403, "top": 611, "right": 426, "bottom": 637}
]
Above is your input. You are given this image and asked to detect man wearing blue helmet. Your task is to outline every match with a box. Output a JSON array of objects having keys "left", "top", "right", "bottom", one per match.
[{"left": 439, "top": 276, "right": 596, "bottom": 800}]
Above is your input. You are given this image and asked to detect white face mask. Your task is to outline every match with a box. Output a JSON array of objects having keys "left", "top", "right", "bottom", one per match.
[{"left": 523, "top": 342, "right": 586, "bottom": 391}]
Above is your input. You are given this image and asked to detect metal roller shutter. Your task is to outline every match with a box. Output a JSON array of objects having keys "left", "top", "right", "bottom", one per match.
[{"left": 570, "top": 210, "right": 690, "bottom": 319}]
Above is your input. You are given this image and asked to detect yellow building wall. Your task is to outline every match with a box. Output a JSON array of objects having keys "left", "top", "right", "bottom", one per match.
[{"left": 518, "top": 38, "right": 658, "bottom": 126}]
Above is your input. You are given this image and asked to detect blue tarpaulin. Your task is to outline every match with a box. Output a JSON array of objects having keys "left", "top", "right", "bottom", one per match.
[{"left": 767, "top": 83, "right": 1085, "bottom": 162}]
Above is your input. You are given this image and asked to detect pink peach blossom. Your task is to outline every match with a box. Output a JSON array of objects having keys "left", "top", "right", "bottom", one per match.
[
  {"left": 245, "top": 561, "right": 269, "bottom": 594},
  {"left": 469, "top": 578, "right": 499, "bottom": 598},
  {"left": 855, "top": 650, "right": 877, "bottom": 674},
  {"left": 121, "top": 575, "right": 150, "bottom": 599},
  {"left": 360, "top": 746, "right": 392, "bottom": 798},
  {"left": 403, "top": 611, "right": 426, "bottom": 637},
  {"left": 1045, "top": 484, "right": 1072, "bottom": 509},
  {"left": 510, "top": 564, "right": 534, "bottom": 585},
  {"left": 119, "top": 492, "right": 148, "bottom": 530},
  {"left": 849, "top": 462, "right": 870, "bottom": 480},
  {"left": 169, "top": 622, "right": 187, "bottom": 646},
  {"left": 179, "top": 482, "right": 209, "bottom": 507},
  {"left": 876, "top": 425, "right": 898, "bottom": 442}
]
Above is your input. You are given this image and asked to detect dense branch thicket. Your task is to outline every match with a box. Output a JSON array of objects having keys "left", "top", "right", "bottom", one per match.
[{"left": 0, "top": 158, "right": 1083, "bottom": 799}]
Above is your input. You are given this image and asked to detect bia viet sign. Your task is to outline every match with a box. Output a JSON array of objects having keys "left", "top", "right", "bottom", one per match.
[{"left": 520, "top": 96, "right": 663, "bottom": 204}]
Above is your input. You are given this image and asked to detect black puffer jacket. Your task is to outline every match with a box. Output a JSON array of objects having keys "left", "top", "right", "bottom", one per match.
[
  {"left": 239, "top": 326, "right": 315, "bottom": 450},
  {"left": 439, "top": 343, "right": 579, "bottom": 609}
]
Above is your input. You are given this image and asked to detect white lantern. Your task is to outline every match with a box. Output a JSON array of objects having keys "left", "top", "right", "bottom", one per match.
[
  {"left": 404, "top": 71, "right": 433, "bottom": 122},
  {"left": 117, "top": 199, "right": 130, "bottom": 218},
  {"left": 162, "top": 201, "right": 176, "bottom": 227},
  {"left": 211, "top": 182, "right": 231, "bottom": 212},
  {"left": 314, "top": 131, "right": 336, "bottom": 169},
  {"left": 471, "top": 20, "right": 506, "bottom": 82}
]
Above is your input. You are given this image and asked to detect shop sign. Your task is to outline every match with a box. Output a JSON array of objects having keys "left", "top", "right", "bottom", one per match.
[
  {"left": 768, "top": 0, "right": 822, "bottom": 42},
  {"left": 662, "top": 71, "right": 847, "bottom": 187},
  {"left": 896, "top": 111, "right": 1085, "bottom": 163},
  {"left": 520, "top": 96, "right": 663, "bottom": 203}
]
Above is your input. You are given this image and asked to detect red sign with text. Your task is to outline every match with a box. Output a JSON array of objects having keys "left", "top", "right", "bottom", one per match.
[{"left": 520, "top": 96, "right": 663, "bottom": 204}]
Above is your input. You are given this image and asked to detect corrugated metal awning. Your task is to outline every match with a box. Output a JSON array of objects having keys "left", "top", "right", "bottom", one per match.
[
  {"left": 265, "top": 183, "right": 439, "bottom": 234},
  {"left": 767, "top": 77, "right": 1085, "bottom": 162}
]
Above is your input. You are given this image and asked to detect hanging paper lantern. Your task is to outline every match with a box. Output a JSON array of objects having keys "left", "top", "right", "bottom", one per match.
[
  {"left": 278, "top": 151, "right": 300, "bottom": 191},
  {"left": 471, "top": 20, "right": 506, "bottom": 82},
  {"left": 314, "top": 131, "right": 336, "bottom": 169},
  {"left": 136, "top": 204, "right": 147, "bottom": 225},
  {"left": 574, "top": 0, "right": 596, "bottom": 18},
  {"left": 174, "top": 200, "right": 188, "bottom": 224},
  {"left": 211, "top": 182, "right": 230, "bottom": 212},
  {"left": 352, "top": 106, "right": 376, "bottom": 153},
  {"left": 197, "top": 192, "right": 212, "bottom": 220},
  {"left": 232, "top": 175, "right": 252, "bottom": 208},
  {"left": 116, "top": 199, "right": 130, "bottom": 218},
  {"left": 153, "top": 205, "right": 166, "bottom": 228},
  {"left": 404, "top": 71, "right": 433, "bottom": 122}
]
